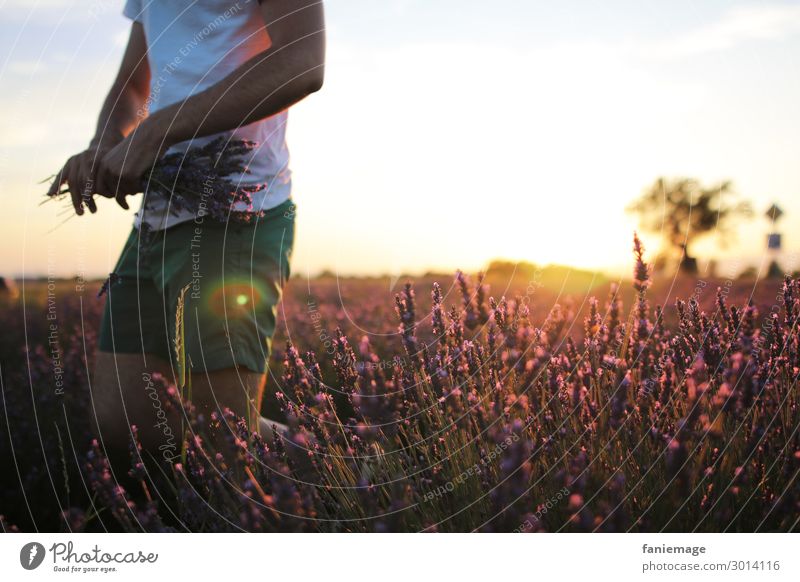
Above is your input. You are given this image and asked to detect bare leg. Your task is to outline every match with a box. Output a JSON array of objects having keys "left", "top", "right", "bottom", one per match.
[
  {"left": 92, "top": 352, "right": 286, "bottom": 462},
  {"left": 190, "top": 367, "right": 265, "bottom": 429},
  {"left": 91, "top": 351, "right": 178, "bottom": 457}
]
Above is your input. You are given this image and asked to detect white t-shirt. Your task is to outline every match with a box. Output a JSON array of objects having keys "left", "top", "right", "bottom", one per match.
[{"left": 122, "top": 0, "right": 292, "bottom": 230}]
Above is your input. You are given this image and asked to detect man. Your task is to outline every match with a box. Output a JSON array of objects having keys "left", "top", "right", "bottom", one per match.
[{"left": 47, "top": 0, "right": 325, "bottom": 459}]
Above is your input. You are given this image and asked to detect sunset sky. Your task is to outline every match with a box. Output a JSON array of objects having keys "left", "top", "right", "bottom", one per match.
[{"left": 1, "top": 0, "right": 799, "bottom": 279}]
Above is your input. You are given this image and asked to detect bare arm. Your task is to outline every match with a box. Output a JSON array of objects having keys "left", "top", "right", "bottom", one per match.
[
  {"left": 47, "top": 23, "right": 150, "bottom": 215},
  {"left": 151, "top": 0, "right": 324, "bottom": 145},
  {"left": 90, "top": 23, "right": 151, "bottom": 149},
  {"left": 96, "top": 0, "right": 325, "bottom": 204}
]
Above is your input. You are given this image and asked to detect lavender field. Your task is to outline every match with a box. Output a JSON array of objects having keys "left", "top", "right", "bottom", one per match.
[{"left": 1, "top": 237, "right": 798, "bottom": 532}]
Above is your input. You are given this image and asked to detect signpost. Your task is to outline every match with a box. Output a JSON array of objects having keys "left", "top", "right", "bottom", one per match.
[{"left": 765, "top": 203, "right": 783, "bottom": 278}]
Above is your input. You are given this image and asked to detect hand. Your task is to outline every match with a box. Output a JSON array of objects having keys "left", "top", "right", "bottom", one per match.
[
  {"left": 47, "top": 137, "right": 120, "bottom": 215},
  {"left": 95, "top": 123, "right": 164, "bottom": 210}
]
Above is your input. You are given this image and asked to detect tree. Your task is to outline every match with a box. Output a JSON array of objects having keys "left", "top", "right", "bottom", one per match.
[{"left": 627, "top": 177, "right": 752, "bottom": 274}]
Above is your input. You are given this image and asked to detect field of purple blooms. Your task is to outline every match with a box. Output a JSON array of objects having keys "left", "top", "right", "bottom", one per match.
[{"left": 1, "top": 236, "right": 798, "bottom": 532}]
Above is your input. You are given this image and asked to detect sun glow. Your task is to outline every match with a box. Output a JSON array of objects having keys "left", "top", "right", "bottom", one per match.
[{"left": 2, "top": 2, "right": 800, "bottom": 278}]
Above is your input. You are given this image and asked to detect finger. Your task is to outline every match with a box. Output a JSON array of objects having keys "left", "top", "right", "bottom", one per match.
[
  {"left": 87, "top": 152, "right": 108, "bottom": 198},
  {"left": 115, "top": 173, "right": 142, "bottom": 210},
  {"left": 94, "top": 166, "right": 112, "bottom": 199},
  {"left": 115, "top": 189, "right": 130, "bottom": 210},
  {"left": 67, "top": 166, "right": 84, "bottom": 216},
  {"left": 120, "top": 176, "right": 142, "bottom": 197},
  {"left": 104, "top": 167, "right": 131, "bottom": 209},
  {"left": 84, "top": 191, "right": 98, "bottom": 214},
  {"left": 78, "top": 158, "right": 98, "bottom": 214},
  {"left": 47, "top": 163, "right": 69, "bottom": 198}
]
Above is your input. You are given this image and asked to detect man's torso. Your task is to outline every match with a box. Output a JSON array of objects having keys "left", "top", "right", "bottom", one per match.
[{"left": 123, "top": 0, "right": 292, "bottom": 230}]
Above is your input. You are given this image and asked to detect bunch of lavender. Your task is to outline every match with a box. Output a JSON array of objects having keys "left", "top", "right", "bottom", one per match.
[{"left": 143, "top": 136, "right": 267, "bottom": 224}]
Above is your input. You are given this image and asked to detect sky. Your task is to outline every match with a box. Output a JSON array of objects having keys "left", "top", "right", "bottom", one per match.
[{"left": 1, "top": 0, "right": 799, "bottom": 279}]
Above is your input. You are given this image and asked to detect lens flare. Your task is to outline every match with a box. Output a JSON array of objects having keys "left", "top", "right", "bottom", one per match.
[{"left": 205, "top": 280, "right": 265, "bottom": 317}]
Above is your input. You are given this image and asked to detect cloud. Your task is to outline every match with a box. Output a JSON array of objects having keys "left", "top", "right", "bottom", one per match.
[
  {"left": 1, "top": 0, "right": 122, "bottom": 22},
  {"left": 1, "top": 0, "right": 74, "bottom": 5},
  {"left": 648, "top": 3, "right": 800, "bottom": 59},
  {"left": 4, "top": 60, "right": 48, "bottom": 75}
]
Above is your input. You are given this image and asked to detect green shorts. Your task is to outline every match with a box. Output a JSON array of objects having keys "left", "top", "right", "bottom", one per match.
[{"left": 98, "top": 199, "right": 296, "bottom": 374}]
